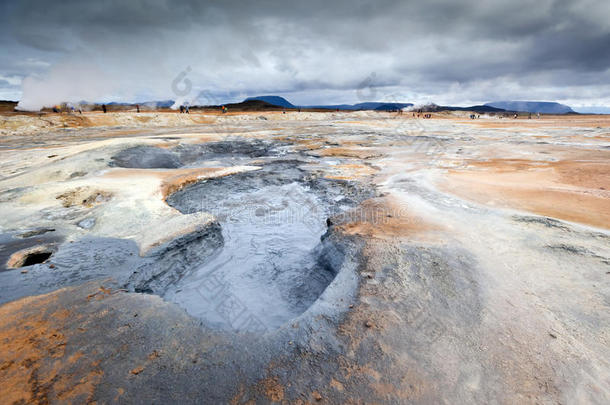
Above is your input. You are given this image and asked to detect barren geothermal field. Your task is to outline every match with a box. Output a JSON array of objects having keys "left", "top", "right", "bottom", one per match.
[{"left": 0, "top": 110, "right": 609, "bottom": 403}]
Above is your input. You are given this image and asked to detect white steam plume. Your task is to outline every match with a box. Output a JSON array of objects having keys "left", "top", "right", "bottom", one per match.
[{"left": 16, "top": 63, "right": 114, "bottom": 111}]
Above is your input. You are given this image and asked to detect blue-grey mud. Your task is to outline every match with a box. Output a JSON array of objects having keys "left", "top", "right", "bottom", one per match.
[
  {"left": 0, "top": 111, "right": 608, "bottom": 404},
  {"left": 165, "top": 161, "right": 373, "bottom": 331}
]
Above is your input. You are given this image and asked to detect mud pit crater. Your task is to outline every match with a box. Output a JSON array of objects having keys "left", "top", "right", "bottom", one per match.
[
  {"left": 110, "top": 139, "right": 288, "bottom": 169},
  {"left": 164, "top": 160, "right": 373, "bottom": 332},
  {"left": 6, "top": 245, "right": 55, "bottom": 268}
]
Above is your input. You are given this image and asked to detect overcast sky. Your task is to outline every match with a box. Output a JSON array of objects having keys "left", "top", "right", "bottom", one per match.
[{"left": 1, "top": 0, "right": 609, "bottom": 110}]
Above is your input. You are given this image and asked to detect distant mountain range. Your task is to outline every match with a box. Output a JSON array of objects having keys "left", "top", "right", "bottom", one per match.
[
  {"left": 243, "top": 96, "right": 580, "bottom": 114},
  {"left": 307, "top": 101, "right": 414, "bottom": 111},
  {"left": 245, "top": 96, "right": 413, "bottom": 111},
  {"left": 245, "top": 96, "right": 296, "bottom": 109},
  {"left": 107, "top": 100, "right": 174, "bottom": 108},
  {"left": 432, "top": 104, "right": 506, "bottom": 113},
  {"left": 6, "top": 95, "right": 584, "bottom": 114},
  {"left": 223, "top": 99, "right": 285, "bottom": 111},
  {"left": 243, "top": 96, "right": 509, "bottom": 112},
  {"left": 485, "top": 101, "right": 574, "bottom": 114}
]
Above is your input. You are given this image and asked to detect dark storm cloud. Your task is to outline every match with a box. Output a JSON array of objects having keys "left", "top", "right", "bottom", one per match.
[{"left": 1, "top": 0, "right": 609, "bottom": 108}]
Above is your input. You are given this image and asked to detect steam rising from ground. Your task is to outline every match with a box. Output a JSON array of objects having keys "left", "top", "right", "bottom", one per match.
[{"left": 17, "top": 64, "right": 111, "bottom": 111}]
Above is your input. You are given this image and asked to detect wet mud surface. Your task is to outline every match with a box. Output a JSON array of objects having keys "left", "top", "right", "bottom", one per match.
[{"left": 165, "top": 160, "right": 373, "bottom": 330}]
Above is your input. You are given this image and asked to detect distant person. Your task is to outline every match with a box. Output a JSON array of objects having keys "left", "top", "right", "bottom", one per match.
[
  {"left": 180, "top": 105, "right": 184, "bottom": 113},
  {"left": 537, "top": 113, "right": 541, "bottom": 119},
  {"left": 102, "top": 104, "right": 107, "bottom": 113},
  {"left": 136, "top": 104, "right": 140, "bottom": 113},
  {"left": 185, "top": 105, "right": 189, "bottom": 114}
]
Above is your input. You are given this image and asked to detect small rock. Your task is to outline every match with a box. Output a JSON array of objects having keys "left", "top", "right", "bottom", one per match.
[
  {"left": 20, "top": 269, "right": 28, "bottom": 274},
  {"left": 130, "top": 366, "right": 144, "bottom": 375},
  {"left": 549, "top": 332, "right": 557, "bottom": 339},
  {"left": 49, "top": 264, "right": 55, "bottom": 269},
  {"left": 16, "top": 228, "right": 55, "bottom": 238},
  {"left": 365, "top": 320, "right": 374, "bottom": 328},
  {"left": 69, "top": 171, "right": 87, "bottom": 178},
  {"left": 366, "top": 274, "right": 373, "bottom": 279},
  {"left": 313, "top": 391, "right": 322, "bottom": 401},
  {"left": 77, "top": 217, "right": 96, "bottom": 229},
  {"left": 348, "top": 304, "right": 354, "bottom": 308}
]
